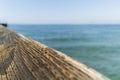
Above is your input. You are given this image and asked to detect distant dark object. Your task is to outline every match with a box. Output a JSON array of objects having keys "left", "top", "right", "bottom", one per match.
[{"left": 0, "top": 23, "right": 7, "bottom": 27}]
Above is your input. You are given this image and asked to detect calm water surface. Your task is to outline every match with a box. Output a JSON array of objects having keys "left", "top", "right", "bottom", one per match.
[{"left": 8, "top": 24, "right": 120, "bottom": 80}]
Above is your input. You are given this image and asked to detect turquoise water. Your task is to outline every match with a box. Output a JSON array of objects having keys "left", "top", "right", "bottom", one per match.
[{"left": 8, "top": 24, "right": 120, "bottom": 80}]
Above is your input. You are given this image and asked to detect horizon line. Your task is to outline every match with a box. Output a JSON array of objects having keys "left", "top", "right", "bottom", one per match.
[{"left": 8, "top": 23, "right": 120, "bottom": 25}]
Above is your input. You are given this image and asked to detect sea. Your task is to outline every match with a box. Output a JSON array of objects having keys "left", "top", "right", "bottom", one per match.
[{"left": 8, "top": 24, "right": 120, "bottom": 80}]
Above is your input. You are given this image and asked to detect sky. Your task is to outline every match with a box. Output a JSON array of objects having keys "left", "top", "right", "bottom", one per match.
[{"left": 0, "top": 0, "right": 120, "bottom": 24}]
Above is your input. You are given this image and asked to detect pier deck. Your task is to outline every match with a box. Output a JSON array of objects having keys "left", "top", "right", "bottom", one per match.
[{"left": 0, "top": 25, "right": 109, "bottom": 80}]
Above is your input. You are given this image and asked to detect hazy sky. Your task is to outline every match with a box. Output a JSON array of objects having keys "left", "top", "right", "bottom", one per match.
[{"left": 0, "top": 0, "right": 120, "bottom": 24}]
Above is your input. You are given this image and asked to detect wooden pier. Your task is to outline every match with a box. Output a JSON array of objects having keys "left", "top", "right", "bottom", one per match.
[{"left": 0, "top": 25, "right": 110, "bottom": 80}]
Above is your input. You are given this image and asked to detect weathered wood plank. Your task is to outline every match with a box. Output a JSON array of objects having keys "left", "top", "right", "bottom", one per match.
[{"left": 0, "top": 25, "right": 110, "bottom": 80}]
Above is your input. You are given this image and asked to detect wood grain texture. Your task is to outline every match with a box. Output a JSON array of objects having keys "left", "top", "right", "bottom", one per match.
[{"left": 0, "top": 25, "right": 110, "bottom": 80}]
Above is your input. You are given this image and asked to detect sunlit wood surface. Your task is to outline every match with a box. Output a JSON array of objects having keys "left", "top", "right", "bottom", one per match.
[{"left": 0, "top": 25, "right": 110, "bottom": 80}]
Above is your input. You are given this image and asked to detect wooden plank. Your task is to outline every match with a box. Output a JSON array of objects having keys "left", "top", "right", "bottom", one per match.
[{"left": 0, "top": 25, "right": 110, "bottom": 80}]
